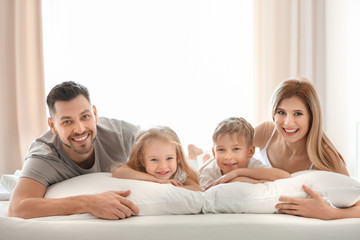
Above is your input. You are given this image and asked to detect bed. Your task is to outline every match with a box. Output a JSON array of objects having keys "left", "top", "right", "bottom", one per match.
[{"left": 1, "top": 170, "right": 360, "bottom": 240}]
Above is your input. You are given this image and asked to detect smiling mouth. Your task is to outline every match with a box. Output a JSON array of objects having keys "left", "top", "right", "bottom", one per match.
[
  {"left": 156, "top": 171, "right": 170, "bottom": 176},
  {"left": 71, "top": 133, "right": 90, "bottom": 143},
  {"left": 283, "top": 128, "right": 299, "bottom": 134},
  {"left": 223, "top": 163, "right": 237, "bottom": 167}
]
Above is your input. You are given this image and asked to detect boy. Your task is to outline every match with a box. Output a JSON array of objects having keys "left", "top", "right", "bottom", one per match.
[{"left": 199, "top": 117, "right": 290, "bottom": 190}]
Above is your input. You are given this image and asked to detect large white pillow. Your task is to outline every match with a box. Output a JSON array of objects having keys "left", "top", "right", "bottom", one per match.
[
  {"left": 45, "top": 173, "right": 205, "bottom": 216},
  {"left": 202, "top": 170, "right": 360, "bottom": 214}
]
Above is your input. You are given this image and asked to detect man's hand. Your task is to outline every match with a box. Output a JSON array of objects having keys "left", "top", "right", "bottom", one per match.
[{"left": 87, "top": 190, "right": 139, "bottom": 220}]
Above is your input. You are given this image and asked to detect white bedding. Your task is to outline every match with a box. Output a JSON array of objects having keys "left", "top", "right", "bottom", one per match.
[{"left": 1, "top": 171, "right": 360, "bottom": 240}]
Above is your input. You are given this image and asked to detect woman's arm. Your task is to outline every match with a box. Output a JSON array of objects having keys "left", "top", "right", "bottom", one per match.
[
  {"left": 276, "top": 185, "right": 360, "bottom": 219},
  {"left": 254, "top": 121, "right": 274, "bottom": 150}
]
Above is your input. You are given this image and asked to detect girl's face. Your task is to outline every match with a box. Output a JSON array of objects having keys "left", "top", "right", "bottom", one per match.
[
  {"left": 274, "top": 96, "right": 311, "bottom": 144},
  {"left": 213, "top": 133, "right": 255, "bottom": 174},
  {"left": 142, "top": 139, "right": 178, "bottom": 180}
]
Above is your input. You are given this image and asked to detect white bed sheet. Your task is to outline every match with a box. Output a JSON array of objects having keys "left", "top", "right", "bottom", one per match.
[{"left": 1, "top": 200, "right": 360, "bottom": 240}]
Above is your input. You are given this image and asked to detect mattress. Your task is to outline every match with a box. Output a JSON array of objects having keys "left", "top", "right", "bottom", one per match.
[{"left": 1, "top": 201, "right": 360, "bottom": 240}]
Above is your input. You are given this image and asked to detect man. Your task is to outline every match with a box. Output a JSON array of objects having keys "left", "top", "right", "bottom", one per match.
[{"left": 8, "top": 81, "right": 139, "bottom": 219}]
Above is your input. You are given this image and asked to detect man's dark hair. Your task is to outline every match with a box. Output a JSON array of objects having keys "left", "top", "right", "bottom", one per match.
[{"left": 46, "top": 81, "right": 91, "bottom": 116}]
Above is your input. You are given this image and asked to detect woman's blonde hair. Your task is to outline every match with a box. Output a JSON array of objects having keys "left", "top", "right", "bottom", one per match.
[
  {"left": 271, "top": 77, "right": 345, "bottom": 172},
  {"left": 126, "top": 126, "right": 199, "bottom": 183}
]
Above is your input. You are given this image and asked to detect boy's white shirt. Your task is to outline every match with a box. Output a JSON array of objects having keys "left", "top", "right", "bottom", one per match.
[{"left": 199, "top": 158, "right": 270, "bottom": 189}]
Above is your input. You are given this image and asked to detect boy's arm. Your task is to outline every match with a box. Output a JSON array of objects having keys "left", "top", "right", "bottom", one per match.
[
  {"left": 8, "top": 177, "right": 138, "bottom": 219},
  {"left": 216, "top": 168, "right": 291, "bottom": 185}
]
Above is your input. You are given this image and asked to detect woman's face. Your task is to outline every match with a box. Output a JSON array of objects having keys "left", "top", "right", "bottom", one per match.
[{"left": 274, "top": 96, "right": 311, "bottom": 144}]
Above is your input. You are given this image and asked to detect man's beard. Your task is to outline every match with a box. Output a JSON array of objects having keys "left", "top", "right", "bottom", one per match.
[{"left": 63, "top": 137, "right": 96, "bottom": 155}]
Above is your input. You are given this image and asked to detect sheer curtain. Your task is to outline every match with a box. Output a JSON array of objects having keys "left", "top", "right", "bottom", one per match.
[
  {"left": 0, "top": 0, "right": 47, "bottom": 175},
  {"left": 254, "top": 0, "right": 325, "bottom": 124}
]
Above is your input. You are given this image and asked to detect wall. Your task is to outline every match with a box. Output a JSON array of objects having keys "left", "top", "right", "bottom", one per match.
[{"left": 325, "top": 0, "right": 360, "bottom": 176}]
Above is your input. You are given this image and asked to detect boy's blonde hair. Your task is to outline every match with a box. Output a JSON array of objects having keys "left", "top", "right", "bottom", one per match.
[
  {"left": 126, "top": 126, "right": 199, "bottom": 184},
  {"left": 212, "top": 117, "right": 254, "bottom": 147}
]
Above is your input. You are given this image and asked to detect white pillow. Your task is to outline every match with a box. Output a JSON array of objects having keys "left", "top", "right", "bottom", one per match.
[
  {"left": 202, "top": 170, "right": 360, "bottom": 214},
  {"left": 45, "top": 173, "right": 205, "bottom": 216},
  {"left": 0, "top": 170, "right": 21, "bottom": 193}
]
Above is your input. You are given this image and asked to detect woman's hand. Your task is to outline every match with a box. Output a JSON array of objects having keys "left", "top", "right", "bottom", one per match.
[{"left": 275, "top": 184, "right": 335, "bottom": 220}]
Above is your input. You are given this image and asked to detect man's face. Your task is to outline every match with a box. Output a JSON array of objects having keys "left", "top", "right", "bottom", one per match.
[{"left": 48, "top": 95, "right": 98, "bottom": 162}]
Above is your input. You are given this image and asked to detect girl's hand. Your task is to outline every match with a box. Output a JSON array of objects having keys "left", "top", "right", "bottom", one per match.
[
  {"left": 275, "top": 184, "right": 335, "bottom": 220},
  {"left": 156, "top": 178, "right": 183, "bottom": 187}
]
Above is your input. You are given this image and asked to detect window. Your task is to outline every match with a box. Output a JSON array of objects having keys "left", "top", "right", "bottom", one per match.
[{"left": 42, "top": 0, "right": 254, "bottom": 154}]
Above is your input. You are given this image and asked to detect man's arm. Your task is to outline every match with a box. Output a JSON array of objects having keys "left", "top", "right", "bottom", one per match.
[{"left": 8, "top": 177, "right": 139, "bottom": 219}]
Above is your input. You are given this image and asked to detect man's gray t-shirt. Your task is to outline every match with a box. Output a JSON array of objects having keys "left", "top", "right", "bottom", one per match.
[{"left": 21, "top": 117, "right": 139, "bottom": 187}]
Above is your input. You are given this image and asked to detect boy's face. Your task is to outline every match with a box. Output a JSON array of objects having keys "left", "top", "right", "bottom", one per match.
[{"left": 213, "top": 133, "right": 255, "bottom": 174}]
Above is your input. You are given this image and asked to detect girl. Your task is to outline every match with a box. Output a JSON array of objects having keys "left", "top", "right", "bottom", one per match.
[{"left": 112, "top": 126, "right": 202, "bottom": 191}]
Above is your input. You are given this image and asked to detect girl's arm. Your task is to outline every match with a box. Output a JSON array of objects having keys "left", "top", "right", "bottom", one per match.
[
  {"left": 112, "top": 165, "right": 184, "bottom": 185},
  {"left": 112, "top": 165, "right": 158, "bottom": 182}
]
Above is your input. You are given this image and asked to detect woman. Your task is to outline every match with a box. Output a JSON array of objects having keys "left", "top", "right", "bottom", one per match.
[{"left": 254, "top": 77, "right": 360, "bottom": 219}]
